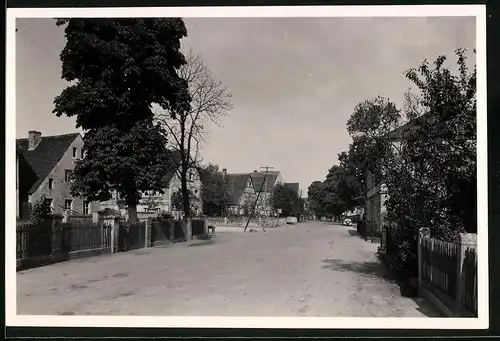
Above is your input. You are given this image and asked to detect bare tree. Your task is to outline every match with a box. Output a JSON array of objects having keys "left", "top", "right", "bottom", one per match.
[{"left": 155, "top": 47, "right": 233, "bottom": 217}]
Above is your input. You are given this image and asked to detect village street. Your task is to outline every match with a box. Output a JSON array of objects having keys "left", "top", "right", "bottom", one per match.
[{"left": 17, "top": 222, "right": 440, "bottom": 317}]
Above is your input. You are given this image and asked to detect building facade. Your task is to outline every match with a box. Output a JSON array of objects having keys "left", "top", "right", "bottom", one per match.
[{"left": 16, "top": 131, "right": 100, "bottom": 218}]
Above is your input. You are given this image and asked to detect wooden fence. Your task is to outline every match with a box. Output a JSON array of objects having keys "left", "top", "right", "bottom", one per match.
[
  {"left": 61, "top": 220, "right": 112, "bottom": 253},
  {"left": 205, "top": 216, "right": 287, "bottom": 228},
  {"left": 16, "top": 214, "right": 214, "bottom": 270},
  {"left": 418, "top": 227, "right": 477, "bottom": 317},
  {"left": 17, "top": 220, "right": 53, "bottom": 260}
]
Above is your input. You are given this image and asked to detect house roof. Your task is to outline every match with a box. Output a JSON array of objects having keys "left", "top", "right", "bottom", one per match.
[
  {"left": 284, "top": 182, "right": 300, "bottom": 194},
  {"left": 225, "top": 173, "right": 251, "bottom": 205},
  {"left": 250, "top": 171, "right": 280, "bottom": 192},
  {"left": 16, "top": 133, "right": 80, "bottom": 194},
  {"left": 161, "top": 149, "right": 183, "bottom": 186},
  {"left": 386, "top": 111, "right": 434, "bottom": 141}
]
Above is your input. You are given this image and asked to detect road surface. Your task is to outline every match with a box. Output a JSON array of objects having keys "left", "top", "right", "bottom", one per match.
[{"left": 17, "top": 221, "right": 440, "bottom": 317}]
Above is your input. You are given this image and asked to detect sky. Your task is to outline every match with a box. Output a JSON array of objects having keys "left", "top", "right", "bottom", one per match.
[{"left": 15, "top": 16, "right": 476, "bottom": 196}]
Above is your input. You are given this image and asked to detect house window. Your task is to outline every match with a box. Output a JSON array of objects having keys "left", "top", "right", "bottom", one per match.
[
  {"left": 64, "top": 199, "right": 73, "bottom": 211},
  {"left": 72, "top": 147, "right": 77, "bottom": 158},
  {"left": 65, "top": 169, "right": 72, "bottom": 182},
  {"left": 83, "top": 201, "right": 90, "bottom": 215},
  {"left": 44, "top": 198, "right": 53, "bottom": 212},
  {"left": 48, "top": 178, "right": 54, "bottom": 190}
]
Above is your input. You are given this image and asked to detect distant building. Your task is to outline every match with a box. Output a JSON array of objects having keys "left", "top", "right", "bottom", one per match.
[
  {"left": 16, "top": 131, "right": 99, "bottom": 219},
  {"left": 249, "top": 170, "right": 283, "bottom": 216},
  {"left": 365, "top": 112, "right": 435, "bottom": 230},
  {"left": 223, "top": 171, "right": 256, "bottom": 215},
  {"left": 101, "top": 150, "right": 203, "bottom": 216}
]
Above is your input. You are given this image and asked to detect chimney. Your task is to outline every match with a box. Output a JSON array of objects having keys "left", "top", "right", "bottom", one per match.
[
  {"left": 222, "top": 168, "right": 227, "bottom": 182},
  {"left": 28, "top": 131, "right": 42, "bottom": 150}
]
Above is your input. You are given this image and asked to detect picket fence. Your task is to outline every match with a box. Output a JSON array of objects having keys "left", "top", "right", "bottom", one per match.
[
  {"left": 205, "top": 216, "right": 287, "bottom": 228},
  {"left": 418, "top": 227, "right": 477, "bottom": 317},
  {"left": 16, "top": 213, "right": 212, "bottom": 271}
]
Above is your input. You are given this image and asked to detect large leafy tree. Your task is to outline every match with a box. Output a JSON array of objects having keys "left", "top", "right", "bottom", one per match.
[
  {"left": 271, "top": 184, "right": 303, "bottom": 217},
  {"left": 198, "top": 164, "right": 231, "bottom": 216},
  {"left": 53, "top": 19, "right": 191, "bottom": 222},
  {"left": 307, "top": 181, "right": 328, "bottom": 219}
]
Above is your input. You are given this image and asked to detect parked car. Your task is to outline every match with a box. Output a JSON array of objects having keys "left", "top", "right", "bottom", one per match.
[
  {"left": 286, "top": 216, "right": 298, "bottom": 225},
  {"left": 342, "top": 218, "right": 352, "bottom": 226}
]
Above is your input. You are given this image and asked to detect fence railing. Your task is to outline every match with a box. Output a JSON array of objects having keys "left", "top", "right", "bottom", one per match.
[
  {"left": 205, "top": 216, "right": 287, "bottom": 228},
  {"left": 16, "top": 214, "right": 288, "bottom": 271},
  {"left": 417, "top": 227, "right": 477, "bottom": 317},
  {"left": 61, "top": 220, "right": 112, "bottom": 253},
  {"left": 17, "top": 221, "right": 53, "bottom": 260}
]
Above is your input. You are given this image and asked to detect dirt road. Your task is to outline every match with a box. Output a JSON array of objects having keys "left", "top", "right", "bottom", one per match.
[{"left": 17, "top": 221, "right": 440, "bottom": 316}]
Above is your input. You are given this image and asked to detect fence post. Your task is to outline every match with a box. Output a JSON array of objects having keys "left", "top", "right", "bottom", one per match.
[
  {"left": 182, "top": 218, "right": 193, "bottom": 240},
  {"left": 145, "top": 218, "right": 152, "bottom": 248},
  {"left": 455, "top": 232, "right": 477, "bottom": 315},
  {"left": 381, "top": 226, "right": 387, "bottom": 249},
  {"left": 224, "top": 217, "right": 228, "bottom": 225},
  {"left": 418, "top": 227, "right": 430, "bottom": 297},
  {"left": 62, "top": 209, "right": 69, "bottom": 223},
  {"left": 51, "top": 215, "right": 63, "bottom": 261},
  {"left": 92, "top": 211, "right": 99, "bottom": 224},
  {"left": 104, "top": 215, "right": 119, "bottom": 253}
]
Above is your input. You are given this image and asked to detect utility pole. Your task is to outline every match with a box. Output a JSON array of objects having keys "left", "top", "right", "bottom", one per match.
[{"left": 244, "top": 166, "right": 274, "bottom": 232}]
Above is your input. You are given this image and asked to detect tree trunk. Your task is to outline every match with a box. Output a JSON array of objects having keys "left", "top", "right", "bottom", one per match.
[
  {"left": 127, "top": 197, "right": 139, "bottom": 223},
  {"left": 181, "top": 171, "right": 190, "bottom": 218}
]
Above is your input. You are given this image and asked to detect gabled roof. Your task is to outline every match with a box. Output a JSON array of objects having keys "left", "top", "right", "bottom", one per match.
[
  {"left": 16, "top": 133, "right": 80, "bottom": 194},
  {"left": 225, "top": 173, "right": 251, "bottom": 205},
  {"left": 250, "top": 171, "right": 280, "bottom": 192},
  {"left": 161, "top": 149, "right": 183, "bottom": 187},
  {"left": 284, "top": 182, "right": 300, "bottom": 194},
  {"left": 386, "top": 111, "right": 435, "bottom": 141}
]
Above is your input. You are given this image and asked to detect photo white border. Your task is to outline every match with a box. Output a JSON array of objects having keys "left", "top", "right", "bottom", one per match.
[{"left": 6, "top": 5, "right": 488, "bottom": 330}]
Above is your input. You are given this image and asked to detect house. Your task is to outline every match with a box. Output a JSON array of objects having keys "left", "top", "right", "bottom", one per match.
[
  {"left": 100, "top": 150, "right": 203, "bottom": 216},
  {"left": 16, "top": 131, "right": 100, "bottom": 218},
  {"left": 222, "top": 168, "right": 286, "bottom": 216},
  {"left": 249, "top": 170, "right": 283, "bottom": 216},
  {"left": 223, "top": 170, "right": 256, "bottom": 215},
  {"left": 364, "top": 112, "right": 435, "bottom": 230}
]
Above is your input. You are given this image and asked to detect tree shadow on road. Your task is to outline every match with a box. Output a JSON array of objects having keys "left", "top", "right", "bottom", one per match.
[
  {"left": 411, "top": 297, "right": 446, "bottom": 317},
  {"left": 347, "top": 229, "right": 360, "bottom": 237},
  {"left": 321, "top": 258, "right": 390, "bottom": 281}
]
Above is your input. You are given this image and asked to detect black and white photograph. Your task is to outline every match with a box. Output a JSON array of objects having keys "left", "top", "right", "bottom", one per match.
[{"left": 6, "top": 5, "right": 487, "bottom": 329}]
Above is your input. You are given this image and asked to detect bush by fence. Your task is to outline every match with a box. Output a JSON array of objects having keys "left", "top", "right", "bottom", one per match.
[{"left": 357, "top": 220, "right": 380, "bottom": 238}]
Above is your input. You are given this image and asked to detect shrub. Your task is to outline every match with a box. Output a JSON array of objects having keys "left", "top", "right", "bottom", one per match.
[{"left": 28, "top": 195, "right": 52, "bottom": 225}]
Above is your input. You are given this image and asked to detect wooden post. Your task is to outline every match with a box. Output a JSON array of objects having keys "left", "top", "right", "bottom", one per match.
[
  {"left": 182, "top": 217, "right": 192, "bottom": 241},
  {"left": 62, "top": 209, "right": 69, "bottom": 223},
  {"left": 455, "top": 232, "right": 477, "bottom": 315},
  {"left": 51, "top": 215, "right": 63, "bottom": 261},
  {"left": 145, "top": 218, "right": 152, "bottom": 248},
  {"left": 224, "top": 217, "right": 228, "bottom": 225},
  {"left": 104, "top": 215, "right": 119, "bottom": 253},
  {"left": 92, "top": 211, "right": 99, "bottom": 224},
  {"left": 418, "top": 227, "right": 430, "bottom": 296}
]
